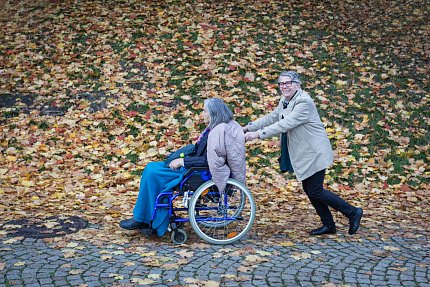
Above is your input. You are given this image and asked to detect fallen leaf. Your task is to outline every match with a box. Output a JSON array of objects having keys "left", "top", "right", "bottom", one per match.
[
  {"left": 147, "top": 274, "right": 161, "bottom": 279},
  {"left": 291, "top": 252, "right": 312, "bottom": 260},
  {"left": 69, "top": 269, "right": 83, "bottom": 275},
  {"left": 131, "top": 278, "right": 155, "bottom": 285},
  {"left": 176, "top": 249, "right": 194, "bottom": 258},
  {"left": 383, "top": 246, "right": 400, "bottom": 251}
]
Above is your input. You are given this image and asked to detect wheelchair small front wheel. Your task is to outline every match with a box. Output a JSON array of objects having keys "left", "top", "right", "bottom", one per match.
[
  {"left": 188, "top": 179, "right": 256, "bottom": 245},
  {"left": 171, "top": 228, "right": 188, "bottom": 245}
]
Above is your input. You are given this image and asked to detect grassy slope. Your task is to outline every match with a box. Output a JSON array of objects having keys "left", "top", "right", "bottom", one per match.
[{"left": 0, "top": 0, "right": 428, "bottom": 240}]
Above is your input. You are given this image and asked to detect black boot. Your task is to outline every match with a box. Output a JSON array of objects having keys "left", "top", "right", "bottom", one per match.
[
  {"left": 309, "top": 225, "right": 336, "bottom": 236},
  {"left": 348, "top": 208, "right": 363, "bottom": 235},
  {"left": 119, "top": 218, "right": 149, "bottom": 230}
]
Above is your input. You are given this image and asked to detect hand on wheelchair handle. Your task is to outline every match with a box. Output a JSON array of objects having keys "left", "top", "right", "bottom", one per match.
[{"left": 169, "top": 158, "right": 184, "bottom": 170}]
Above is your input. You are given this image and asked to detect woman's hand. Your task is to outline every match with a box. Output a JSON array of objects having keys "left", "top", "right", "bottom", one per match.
[
  {"left": 245, "top": 131, "right": 260, "bottom": 142},
  {"left": 169, "top": 158, "right": 184, "bottom": 170}
]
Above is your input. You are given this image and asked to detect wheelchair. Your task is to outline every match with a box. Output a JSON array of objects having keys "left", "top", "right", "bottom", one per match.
[{"left": 147, "top": 167, "right": 256, "bottom": 245}]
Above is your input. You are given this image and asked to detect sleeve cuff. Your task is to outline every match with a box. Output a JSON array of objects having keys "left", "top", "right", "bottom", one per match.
[{"left": 247, "top": 122, "right": 257, "bottom": 132}]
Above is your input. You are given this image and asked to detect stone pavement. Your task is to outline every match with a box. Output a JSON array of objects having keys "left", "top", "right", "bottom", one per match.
[{"left": 1, "top": 229, "right": 429, "bottom": 287}]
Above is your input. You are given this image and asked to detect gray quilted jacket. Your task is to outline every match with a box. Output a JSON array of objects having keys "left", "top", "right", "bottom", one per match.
[{"left": 207, "top": 120, "right": 246, "bottom": 192}]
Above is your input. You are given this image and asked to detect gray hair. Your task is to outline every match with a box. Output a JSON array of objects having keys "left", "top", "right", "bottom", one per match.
[
  {"left": 278, "top": 71, "right": 302, "bottom": 85},
  {"left": 204, "top": 98, "right": 234, "bottom": 129}
]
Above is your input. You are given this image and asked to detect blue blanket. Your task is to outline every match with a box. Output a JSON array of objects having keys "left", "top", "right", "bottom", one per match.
[{"left": 133, "top": 162, "right": 186, "bottom": 236}]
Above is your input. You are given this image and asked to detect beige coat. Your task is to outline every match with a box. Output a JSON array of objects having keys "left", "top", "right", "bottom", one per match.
[
  {"left": 207, "top": 120, "right": 246, "bottom": 192},
  {"left": 247, "top": 89, "right": 333, "bottom": 181}
]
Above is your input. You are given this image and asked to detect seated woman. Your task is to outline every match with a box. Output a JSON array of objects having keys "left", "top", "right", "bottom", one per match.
[
  {"left": 207, "top": 109, "right": 246, "bottom": 193},
  {"left": 119, "top": 98, "right": 244, "bottom": 237}
]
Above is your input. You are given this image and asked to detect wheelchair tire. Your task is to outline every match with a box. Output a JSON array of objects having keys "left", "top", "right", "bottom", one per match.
[
  {"left": 171, "top": 228, "right": 188, "bottom": 245},
  {"left": 188, "top": 179, "right": 256, "bottom": 245}
]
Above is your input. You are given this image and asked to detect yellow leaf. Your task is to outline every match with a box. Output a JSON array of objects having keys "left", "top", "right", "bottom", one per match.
[
  {"left": 279, "top": 241, "right": 295, "bottom": 247},
  {"left": 21, "top": 180, "right": 35, "bottom": 187},
  {"left": 52, "top": 192, "right": 65, "bottom": 199},
  {"left": 335, "top": 79, "right": 348, "bottom": 86},
  {"left": 141, "top": 251, "right": 156, "bottom": 257},
  {"left": 6, "top": 156, "right": 17, "bottom": 161},
  {"left": 14, "top": 262, "right": 25, "bottom": 266}
]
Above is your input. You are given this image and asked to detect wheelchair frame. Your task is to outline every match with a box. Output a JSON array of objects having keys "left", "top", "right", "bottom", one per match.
[{"left": 148, "top": 167, "right": 256, "bottom": 245}]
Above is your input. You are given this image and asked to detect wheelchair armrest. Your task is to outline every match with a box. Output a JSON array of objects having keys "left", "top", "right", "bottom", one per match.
[
  {"left": 177, "top": 166, "right": 211, "bottom": 192},
  {"left": 182, "top": 166, "right": 209, "bottom": 178}
]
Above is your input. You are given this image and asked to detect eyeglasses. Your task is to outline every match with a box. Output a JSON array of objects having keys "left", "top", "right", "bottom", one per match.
[{"left": 278, "top": 81, "right": 295, "bottom": 87}]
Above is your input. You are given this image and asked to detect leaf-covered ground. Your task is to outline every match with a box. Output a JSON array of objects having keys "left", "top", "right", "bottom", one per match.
[{"left": 1, "top": 0, "right": 429, "bottom": 244}]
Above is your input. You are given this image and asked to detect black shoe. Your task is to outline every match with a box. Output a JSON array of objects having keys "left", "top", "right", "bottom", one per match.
[
  {"left": 119, "top": 218, "right": 149, "bottom": 230},
  {"left": 309, "top": 225, "right": 336, "bottom": 236},
  {"left": 348, "top": 208, "right": 363, "bottom": 235}
]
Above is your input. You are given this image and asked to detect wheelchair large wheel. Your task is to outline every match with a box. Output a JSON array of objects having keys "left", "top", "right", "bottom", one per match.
[{"left": 188, "top": 179, "right": 256, "bottom": 245}]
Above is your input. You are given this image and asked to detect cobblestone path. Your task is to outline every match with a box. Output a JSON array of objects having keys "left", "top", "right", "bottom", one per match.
[{"left": 1, "top": 233, "right": 429, "bottom": 287}]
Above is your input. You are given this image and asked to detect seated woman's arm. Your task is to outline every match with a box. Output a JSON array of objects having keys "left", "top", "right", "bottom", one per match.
[
  {"left": 183, "top": 132, "right": 209, "bottom": 168},
  {"left": 183, "top": 155, "right": 208, "bottom": 168}
]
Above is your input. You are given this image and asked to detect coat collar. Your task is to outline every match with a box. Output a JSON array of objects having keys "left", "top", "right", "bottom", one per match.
[{"left": 282, "top": 89, "right": 303, "bottom": 107}]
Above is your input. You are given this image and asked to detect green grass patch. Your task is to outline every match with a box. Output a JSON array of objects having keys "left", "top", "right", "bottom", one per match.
[{"left": 126, "top": 152, "right": 139, "bottom": 164}]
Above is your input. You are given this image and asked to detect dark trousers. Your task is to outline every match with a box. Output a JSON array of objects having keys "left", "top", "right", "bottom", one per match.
[{"left": 302, "top": 169, "right": 356, "bottom": 227}]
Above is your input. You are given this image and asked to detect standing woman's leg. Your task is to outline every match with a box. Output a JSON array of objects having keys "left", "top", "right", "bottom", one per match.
[
  {"left": 304, "top": 169, "right": 362, "bottom": 235},
  {"left": 303, "top": 176, "right": 336, "bottom": 229},
  {"left": 305, "top": 170, "right": 357, "bottom": 218}
]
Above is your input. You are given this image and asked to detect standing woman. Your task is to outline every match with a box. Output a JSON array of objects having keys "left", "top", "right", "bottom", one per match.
[
  {"left": 119, "top": 98, "right": 237, "bottom": 237},
  {"left": 244, "top": 71, "right": 363, "bottom": 236}
]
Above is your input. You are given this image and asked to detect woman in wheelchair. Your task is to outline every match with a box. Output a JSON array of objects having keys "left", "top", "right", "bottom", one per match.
[{"left": 119, "top": 98, "right": 247, "bottom": 240}]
